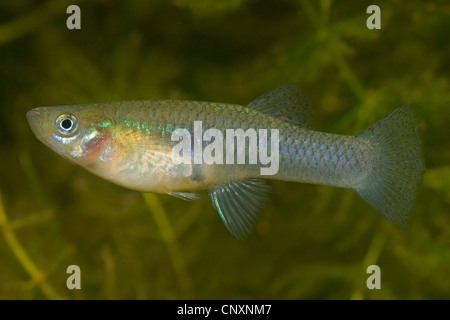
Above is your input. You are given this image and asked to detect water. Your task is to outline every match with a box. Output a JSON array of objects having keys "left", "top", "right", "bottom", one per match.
[{"left": 0, "top": 0, "right": 449, "bottom": 299}]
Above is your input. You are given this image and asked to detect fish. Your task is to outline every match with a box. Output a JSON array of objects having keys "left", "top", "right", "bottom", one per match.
[{"left": 26, "top": 83, "right": 424, "bottom": 239}]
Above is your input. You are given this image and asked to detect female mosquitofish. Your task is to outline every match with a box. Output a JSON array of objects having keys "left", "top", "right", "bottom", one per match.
[{"left": 27, "top": 84, "right": 424, "bottom": 238}]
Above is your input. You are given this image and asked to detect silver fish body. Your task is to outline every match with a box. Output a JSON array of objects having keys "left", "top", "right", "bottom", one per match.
[{"left": 27, "top": 84, "right": 424, "bottom": 238}]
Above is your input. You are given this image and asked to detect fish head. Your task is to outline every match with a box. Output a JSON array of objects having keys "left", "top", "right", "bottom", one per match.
[
  {"left": 26, "top": 103, "right": 193, "bottom": 193},
  {"left": 26, "top": 105, "right": 113, "bottom": 165}
]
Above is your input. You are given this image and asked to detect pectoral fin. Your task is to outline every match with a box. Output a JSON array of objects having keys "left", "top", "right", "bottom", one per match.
[
  {"left": 208, "top": 180, "right": 271, "bottom": 239},
  {"left": 168, "top": 191, "right": 201, "bottom": 201}
]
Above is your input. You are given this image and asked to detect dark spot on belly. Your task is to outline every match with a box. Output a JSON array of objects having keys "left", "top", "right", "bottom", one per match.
[{"left": 190, "top": 165, "right": 204, "bottom": 181}]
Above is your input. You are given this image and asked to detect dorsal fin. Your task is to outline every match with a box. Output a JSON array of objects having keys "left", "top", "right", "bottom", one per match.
[
  {"left": 246, "top": 83, "right": 314, "bottom": 128},
  {"left": 208, "top": 179, "right": 271, "bottom": 239}
]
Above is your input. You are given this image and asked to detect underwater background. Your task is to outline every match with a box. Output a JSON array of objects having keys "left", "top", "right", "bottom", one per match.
[{"left": 0, "top": 0, "right": 449, "bottom": 299}]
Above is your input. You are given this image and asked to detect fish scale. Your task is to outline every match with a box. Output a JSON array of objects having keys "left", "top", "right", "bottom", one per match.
[{"left": 272, "top": 128, "right": 377, "bottom": 188}]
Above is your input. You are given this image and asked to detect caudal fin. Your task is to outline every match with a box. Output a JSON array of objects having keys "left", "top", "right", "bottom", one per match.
[{"left": 354, "top": 105, "right": 424, "bottom": 228}]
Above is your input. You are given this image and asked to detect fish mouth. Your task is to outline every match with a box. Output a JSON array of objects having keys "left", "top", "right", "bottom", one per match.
[
  {"left": 26, "top": 108, "right": 43, "bottom": 138},
  {"left": 26, "top": 107, "right": 52, "bottom": 146},
  {"left": 26, "top": 109, "right": 39, "bottom": 123}
]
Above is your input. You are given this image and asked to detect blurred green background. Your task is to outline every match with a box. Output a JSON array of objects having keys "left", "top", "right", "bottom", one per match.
[{"left": 0, "top": 0, "right": 449, "bottom": 299}]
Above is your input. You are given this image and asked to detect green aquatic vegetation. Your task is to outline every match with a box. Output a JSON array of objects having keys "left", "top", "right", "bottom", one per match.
[
  {"left": 0, "top": 0, "right": 449, "bottom": 299},
  {"left": 0, "top": 193, "right": 62, "bottom": 299}
]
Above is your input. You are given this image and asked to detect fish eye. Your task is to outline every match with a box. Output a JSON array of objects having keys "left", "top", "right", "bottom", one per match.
[{"left": 56, "top": 114, "right": 78, "bottom": 135}]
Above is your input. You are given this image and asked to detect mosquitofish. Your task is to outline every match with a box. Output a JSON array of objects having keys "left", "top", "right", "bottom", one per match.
[{"left": 26, "top": 84, "right": 424, "bottom": 238}]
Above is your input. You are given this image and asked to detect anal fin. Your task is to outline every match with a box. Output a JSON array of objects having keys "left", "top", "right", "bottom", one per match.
[{"left": 208, "top": 179, "right": 271, "bottom": 239}]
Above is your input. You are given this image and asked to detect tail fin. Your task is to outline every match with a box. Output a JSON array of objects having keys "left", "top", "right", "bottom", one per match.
[{"left": 355, "top": 105, "right": 424, "bottom": 228}]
